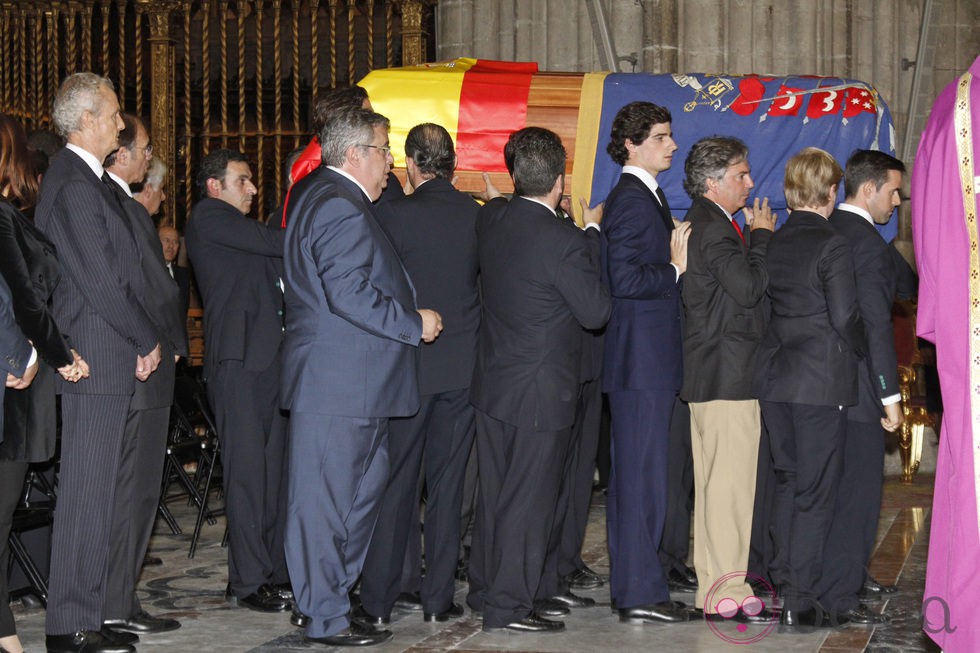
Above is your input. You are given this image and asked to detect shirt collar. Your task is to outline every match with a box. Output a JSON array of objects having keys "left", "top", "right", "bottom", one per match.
[
  {"left": 520, "top": 196, "right": 558, "bottom": 215},
  {"left": 327, "top": 166, "right": 372, "bottom": 201},
  {"left": 66, "top": 143, "right": 106, "bottom": 179},
  {"left": 106, "top": 171, "right": 133, "bottom": 198},
  {"left": 838, "top": 202, "right": 874, "bottom": 226},
  {"left": 622, "top": 165, "right": 661, "bottom": 200}
]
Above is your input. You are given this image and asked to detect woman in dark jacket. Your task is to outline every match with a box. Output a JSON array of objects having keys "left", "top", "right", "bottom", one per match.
[{"left": 0, "top": 113, "right": 87, "bottom": 653}]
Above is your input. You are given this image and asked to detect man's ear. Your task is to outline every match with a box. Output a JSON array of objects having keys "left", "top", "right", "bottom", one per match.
[{"left": 205, "top": 177, "right": 221, "bottom": 197}]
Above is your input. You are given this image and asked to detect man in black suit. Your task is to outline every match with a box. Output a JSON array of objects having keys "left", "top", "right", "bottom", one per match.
[
  {"left": 468, "top": 127, "right": 611, "bottom": 634},
  {"left": 600, "top": 102, "right": 692, "bottom": 624},
  {"left": 184, "top": 149, "right": 291, "bottom": 614},
  {"left": 38, "top": 73, "right": 161, "bottom": 653},
  {"left": 817, "top": 150, "right": 905, "bottom": 623},
  {"left": 752, "top": 147, "right": 865, "bottom": 631},
  {"left": 0, "top": 275, "right": 37, "bottom": 412},
  {"left": 101, "top": 114, "right": 186, "bottom": 638},
  {"left": 357, "top": 123, "right": 480, "bottom": 626},
  {"left": 158, "top": 224, "right": 191, "bottom": 320},
  {"left": 679, "top": 137, "right": 775, "bottom": 621}
]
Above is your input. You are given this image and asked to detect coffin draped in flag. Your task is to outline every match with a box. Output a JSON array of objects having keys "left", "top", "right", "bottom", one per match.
[{"left": 359, "top": 60, "right": 897, "bottom": 240}]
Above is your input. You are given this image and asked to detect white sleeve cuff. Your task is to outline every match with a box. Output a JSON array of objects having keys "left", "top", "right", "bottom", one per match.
[{"left": 881, "top": 394, "right": 901, "bottom": 406}]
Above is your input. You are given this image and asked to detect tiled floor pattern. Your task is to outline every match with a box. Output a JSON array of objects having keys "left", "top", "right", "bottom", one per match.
[{"left": 9, "top": 473, "right": 940, "bottom": 652}]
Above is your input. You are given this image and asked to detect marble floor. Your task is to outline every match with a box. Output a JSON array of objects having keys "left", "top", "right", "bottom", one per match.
[{"left": 9, "top": 473, "right": 941, "bottom": 652}]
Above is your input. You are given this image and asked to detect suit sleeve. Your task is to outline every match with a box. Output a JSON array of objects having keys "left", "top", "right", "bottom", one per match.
[
  {"left": 820, "top": 237, "right": 866, "bottom": 358},
  {"left": 700, "top": 220, "right": 770, "bottom": 308},
  {"left": 555, "top": 229, "right": 612, "bottom": 330},
  {"left": 190, "top": 205, "right": 285, "bottom": 257},
  {"left": 0, "top": 276, "right": 32, "bottom": 377},
  {"left": 857, "top": 244, "right": 900, "bottom": 400},
  {"left": 604, "top": 196, "right": 678, "bottom": 299},
  {"left": 0, "top": 207, "right": 72, "bottom": 367},
  {"left": 309, "top": 197, "right": 423, "bottom": 344},
  {"left": 47, "top": 180, "right": 158, "bottom": 355}
]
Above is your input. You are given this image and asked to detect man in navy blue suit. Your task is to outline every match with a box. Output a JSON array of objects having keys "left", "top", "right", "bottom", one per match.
[
  {"left": 281, "top": 106, "right": 442, "bottom": 648},
  {"left": 600, "top": 101, "right": 692, "bottom": 624}
]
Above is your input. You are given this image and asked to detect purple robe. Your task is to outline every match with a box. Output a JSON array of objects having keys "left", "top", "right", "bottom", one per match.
[{"left": 912, "top": 55, "right": 980, "bottom": 651}]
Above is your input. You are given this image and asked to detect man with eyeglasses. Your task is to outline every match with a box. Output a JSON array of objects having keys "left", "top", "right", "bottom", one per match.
[
  {"left": 99, "top": 113, "right": 187, "bottom": 641},
  {"left": 281, "top": 106, "right": 442, "bottom": 647}
]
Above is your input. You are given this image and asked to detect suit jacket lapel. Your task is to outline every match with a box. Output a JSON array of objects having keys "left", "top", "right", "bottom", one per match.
[{"left": 624, "top": 173, "right": 673, "bottom": 232}]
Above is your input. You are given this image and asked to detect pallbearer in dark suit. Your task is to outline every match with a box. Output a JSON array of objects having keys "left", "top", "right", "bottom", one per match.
[
  {"left": 468, "top": 127, "right": 610, "bottom": 634},
  {"left": 817, "top": 150, "right": 905, "bottom": 624},
  {"left": 38, "top": 73, "right": 162, "bottom": 653},
  {"left": 358, "top": 124, "right": 479, "bottom": 625},
  {"left": 679, "top": 137, "right": 776, "bottom": 622},
  {"left": 282, "top": 107, "right": 443, "bottom": 647},
  {"left": 184, "top": 149, "right": 292, "bottom": 614},
  {"left": 752, "top": 148, "right": 865, "bottom": 632},
  {"left": 101, "top": 114, "right": 185, "bottom": 637},
  {"left": 600, "top": 102, "right": 693, "bottom": 624}
]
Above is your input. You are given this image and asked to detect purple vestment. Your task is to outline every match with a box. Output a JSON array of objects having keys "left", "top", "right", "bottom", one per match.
[{"left": 912, "top": 55, "right": 980, "bottom": 652}]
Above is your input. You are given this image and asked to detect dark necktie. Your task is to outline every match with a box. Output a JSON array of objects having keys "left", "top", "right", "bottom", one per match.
[
  {"left": 654, "top": 186, "right": 674, "bottom": 231},
  {"left": 730, "top": 218, "right": 746, "bottom": 244}
]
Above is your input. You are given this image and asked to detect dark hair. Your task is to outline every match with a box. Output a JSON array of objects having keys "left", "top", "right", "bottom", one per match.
[
  {"left": 0, "top": 112, "right": 40, "bottom": 210},
  {"left": 196, "top": 149, "right": 249, "bottom": 198},
  {"left": 103, "top": 113, "right": 142, "bottom": 168},
  {"left": 843, "top": 149, "right": 906, "bottom": 198},
  {"left": 405, "top": 123, "right": 455, "bottom": 180},
  {"left": 312, "top": 85, "right": 370, "bottom": 133},
  {"left": 319, "top": 107, "right": 389, "bottom": 167},
  {"left": 27, "top": 129, "right": 64, "bottom": 158},
  {"left": 504, "top": 127, "right": 566, "bottom": 197},
  {"left": 683, "top": 136, "right": 749, "bottom": 199},
  {"left": 607, "top": 101, "right": 672, "bottom": 166}
]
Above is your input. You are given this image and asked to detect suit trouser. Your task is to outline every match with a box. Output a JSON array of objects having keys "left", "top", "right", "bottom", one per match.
[
  {"left": 285, "top": 413, "right": 389, "bottom": 638},
  {"left": 760, "top": 400, "right": 845, "bottom": 613},
  {"left": 689, "top": 400, "right": 760, "bottom": 612},
  {"left": 46, "top": 394, "right": 131, "bottom": 634},
  {"left": 208, "top": 359, "right": 289, "bottom": 597},
  {"left": 360, "top": 389, "right": 475, "bottom": 617},
  {"left": 467, "top": 410, "right": 569, "bottom": 628},
  {"left": 0, "top": 461, "right": 29, "bottom": 637},
  {"left": 606, "top": 389, "right": 675, "bottom": 608},
  {"left": 748, "top": 421, "right": 776, "bottom": 581},
  {"left": 103, "top": 404, "right": 170, "bottom": 620},
  {"left": 817, "top": 418, "right": 885, "bottom": 615},
  {"left": 659, "top": 397, "right": 694, "bottom": 576},
  {"left": 552, "top": 378, "right": 603, "bottom": 584}
]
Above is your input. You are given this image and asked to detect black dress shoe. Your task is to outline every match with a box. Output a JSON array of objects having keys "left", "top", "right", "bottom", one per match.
[
  {"left": 351, "top": 604, "right": 390, "bottom": 626},
  {"left": 46, "top": 630, "right": 135, "bottom": 653},
  {"left": 141, "top": 555, "right": 163, "bottom": 567},
  {"left": 306, "top": 619, "right": 393, "bottom": 647},
  {"left": 423, "top": 602, "right": 464, "bottom": 622},
  {"left": 226, "top": 583, "right": 291, "bottom": 612},
  {"left": 703, "top": 607, "right": 777, "bottom": 624},
  {"left": 830, "top": 605, "right": 889, "bottom": 626},
  {"left": 271, "top": 582, "right": 294, "bottom": 600},
  {"left": 533, "top": 598, "right": 570, "bottom": 617},
  {"left": 393, "top": 591, "right": 423, "bottom": 611},
  {"left": 483, "top": 612, "right": 565, "bottom": 633},
  {"left": 99, "top": 627, "right": 138, "bottom": 647},
  {"left": 667, "top": 568, "right": 698, "bottom": 592},
  {"left": 563, "top": 565, "right": 605, "bottom": 590},
  {"left": 779, "top": 607, "right": 823, "bottom": 633},
  {"left": 104, "top": 610, "right": 181, "bottom": 634},
  {"left": 858, "top": 578, "right": 899, "bottom": 603},
  {"left": 549, "top": 591, "right": 596, "bottom": 608},
  {"left": 618, "top": 601, "right": 690, "bottom": 623},
  {"left": 291, "top": 608, "right": 311, "bottom": 628}
]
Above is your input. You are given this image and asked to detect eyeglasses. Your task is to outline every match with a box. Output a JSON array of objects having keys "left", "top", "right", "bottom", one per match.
[
  {"left": 134, "top": 144, "right": 153, "bottom": 157},
  {"left": 359, "top": 144, "right": 391, "bottom": 156}
]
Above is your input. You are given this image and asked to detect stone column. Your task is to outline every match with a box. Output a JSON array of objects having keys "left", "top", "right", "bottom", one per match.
[{"left": 135, "top": 0, "right": 185, "bottom": 226}]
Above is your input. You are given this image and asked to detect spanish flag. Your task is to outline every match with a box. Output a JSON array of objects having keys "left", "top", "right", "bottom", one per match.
[{"left": 360, "top": 58, "right": 538, "bottom": 172}]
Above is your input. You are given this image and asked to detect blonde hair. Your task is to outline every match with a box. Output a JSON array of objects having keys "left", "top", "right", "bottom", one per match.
[{"left": 783, "top": 147, "right": 842, "bottom": 209}]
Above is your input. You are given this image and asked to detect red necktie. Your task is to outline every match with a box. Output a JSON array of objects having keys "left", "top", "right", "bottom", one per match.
[{"left": 730, "top": 219, "right": 745, "bottom": 244}]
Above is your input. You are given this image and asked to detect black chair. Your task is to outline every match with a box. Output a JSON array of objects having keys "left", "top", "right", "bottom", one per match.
[
  {"left": 188, "top": 390, "right": 227, "bottom": 558},
  {"left": 8, "top": 468, "right": 55, "bottom": 607}
]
